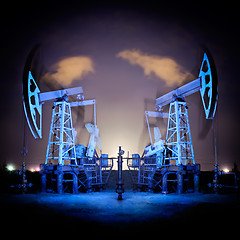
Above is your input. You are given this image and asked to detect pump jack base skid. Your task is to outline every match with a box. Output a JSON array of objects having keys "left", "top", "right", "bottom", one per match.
[
  {"left": 40, "top": 159, "right": 113, "bottom": 194},
  {"left": 154, "top": 164, "right": 200, "bottom": 194},
  {"left": 40, "top": 164, "right": 89, "bottom": 194},
  {"left": 130, "top": 164, "right": 200, "bottom": 194}
]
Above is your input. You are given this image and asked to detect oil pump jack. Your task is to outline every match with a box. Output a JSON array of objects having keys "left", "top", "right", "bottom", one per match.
[
  {"left": 22, "top": 48, "right": 113, "bottom": 193},
  {"left": 128, "top": 51, "right": 218, "bottom": 193}
]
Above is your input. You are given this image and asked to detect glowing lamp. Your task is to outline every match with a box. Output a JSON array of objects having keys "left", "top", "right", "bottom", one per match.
[
  {"left": 35, "top": 167, "right": 40, "bottom": 172},
  {"left": 223, "top": 168, "right": 230, "bottom": 173},
  {"left": 7, "top": 164, "right": 15, "bottom": 171}
]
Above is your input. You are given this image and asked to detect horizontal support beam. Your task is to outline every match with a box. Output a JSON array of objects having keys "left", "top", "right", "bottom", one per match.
[
  {"left": 39, "top": 86, "right": 84, "bottom": 103},
  {"left": 156, "top": 78, "right": 201, "bottom": 108},
  {"left": 70, "top": 99, "right": 95, "bottom": 107}
]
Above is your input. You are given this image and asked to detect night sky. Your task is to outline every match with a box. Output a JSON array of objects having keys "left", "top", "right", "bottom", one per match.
[{"left": 1, "top": 1, "right": 239, "bottom": 171}]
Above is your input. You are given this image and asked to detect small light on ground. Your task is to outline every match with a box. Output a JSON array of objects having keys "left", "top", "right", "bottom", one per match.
[
  {"left": 30, "top": 167, "right": 40, "bottom": 172},
  {"left": 7, "top": 164, "right": 15, "bottom": 171},
  {"left": 35, "top": 167, "right": 40, "bottom": 172}
]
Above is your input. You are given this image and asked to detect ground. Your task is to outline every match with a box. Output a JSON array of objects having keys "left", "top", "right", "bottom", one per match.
[{"left": 1, "top": 191, "right": 239, "bottom": 235}]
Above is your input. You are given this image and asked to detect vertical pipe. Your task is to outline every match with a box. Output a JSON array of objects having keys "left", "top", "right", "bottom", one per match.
[
  {"left": 162, "top": 172, "right": 168, "bottom": 193},
  {"left": 94, "top": 100, "right": 97, "bottom": 127},
  {"left": 22, "top": 158, "right": 27, "bottom": 193},
  {"left": 194, "top": 173, "right": 200, "bottom": 193},
  {"left": 99, "top": 157, "right": 102, "bottom": 184},
  {"left": 21, "top": 109, "right": 28, "bottom": 193},
  {"left": 116, "top": 146, "right": 124, "bottom": 200},
  {"left": 45, "top": 103, "right": 56, "bottom": 164},
  {"left": 73, "top": 171, "right": 78, "bottom": 194},
  {"left": 185, "top": 102, "right": 195, "bottom": 164},
  {"left": 68, "top": 103, "right": 77, "bottom": 165},
  {"left": 138, "top": 158, "right": 141, "bottom": 185},
  {"left": 57, "top": 165, "right": 63, "bottom": 194},
  {"left": 177, "top": 165, "right": 183, "bottom": 194},
  {"left": 213, "top": 119, "right": 218, "bottom": 193},
  {"left": 41, "top": 171, "right": 46, "bottom": 193},
  {"left": 145, "top": 112, "right": 153, "bottom": 145}
]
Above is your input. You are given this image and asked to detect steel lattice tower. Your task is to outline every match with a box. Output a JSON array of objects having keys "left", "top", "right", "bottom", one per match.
[
  {"left": 45, "top": 98, "right": 77, "bottom": 165},
  {"left": 165, "top": 99, "right": 195, "bottom": 165}
]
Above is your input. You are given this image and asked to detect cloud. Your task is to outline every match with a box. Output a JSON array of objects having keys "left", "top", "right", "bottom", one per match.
[
  {"left": 43, "top": 56, "right": 94, "bottom": 87},
  {"left": 117, "top": 49, "right": 192, "bottom": 86}
]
